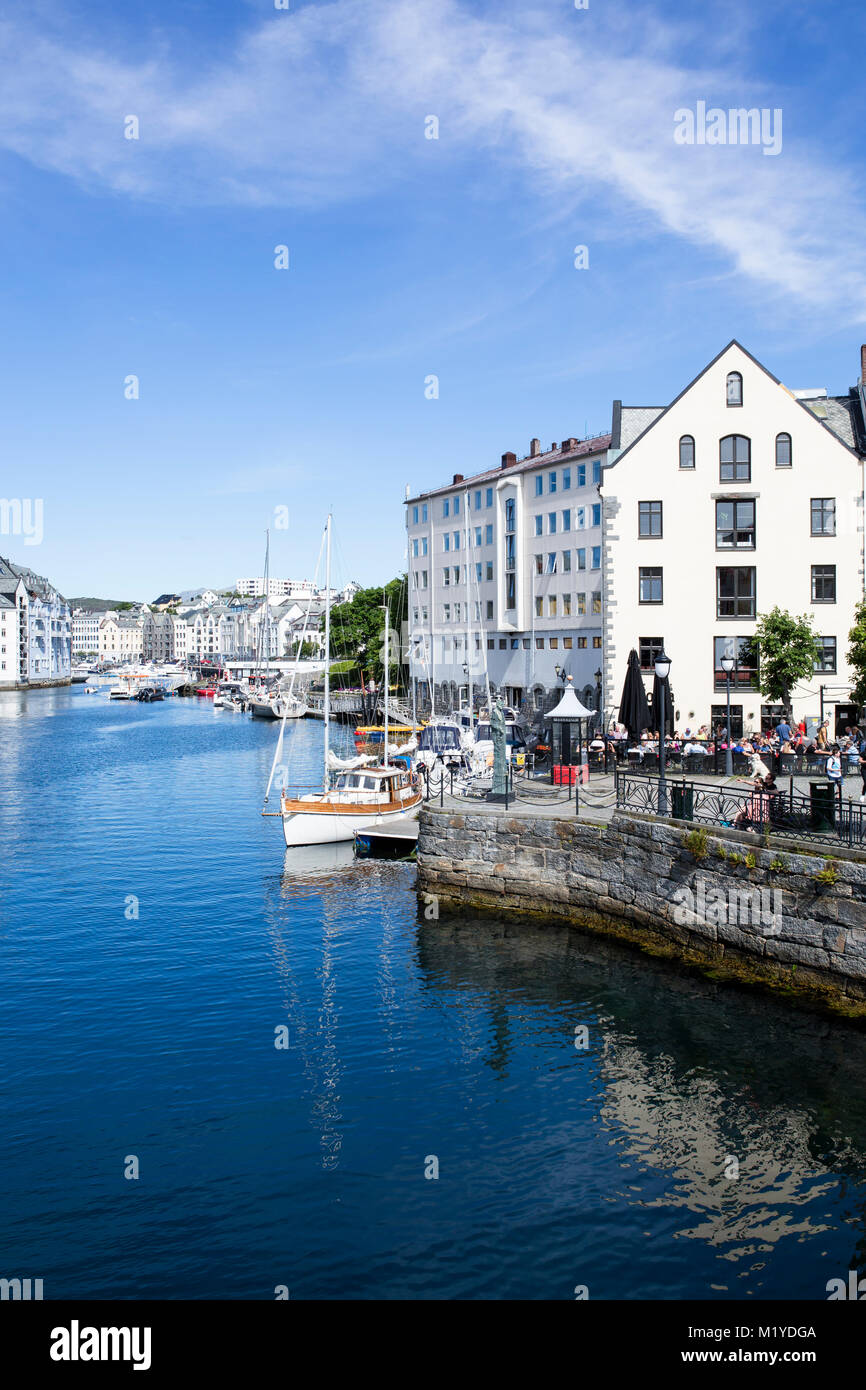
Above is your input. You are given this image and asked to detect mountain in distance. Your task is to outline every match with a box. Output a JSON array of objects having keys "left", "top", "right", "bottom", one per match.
[{"left": 68, "top": 597, "right": 141, "bottom": 612}]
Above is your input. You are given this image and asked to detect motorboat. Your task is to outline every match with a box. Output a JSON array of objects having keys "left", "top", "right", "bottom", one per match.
[{"left": 280, "top": 763, "right": 422, "bottom": 847}]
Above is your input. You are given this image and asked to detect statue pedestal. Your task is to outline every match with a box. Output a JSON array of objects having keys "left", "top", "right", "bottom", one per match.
[{"left": 486, "top": 791, "right": 508, "bottom": 803}]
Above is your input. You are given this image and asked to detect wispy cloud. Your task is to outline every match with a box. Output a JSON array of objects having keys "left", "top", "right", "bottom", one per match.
[{"left": 0, "top": 0, "right": 864, "bottom": 317}]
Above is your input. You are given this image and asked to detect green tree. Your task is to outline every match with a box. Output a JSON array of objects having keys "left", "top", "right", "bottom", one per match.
[
  {"left": 847, "top": 598, "right": 866, "bottom": 707},
  {"left": 328, "top": 578, "right": 407, "bottom": 684},
  {"left": 754, "top": 607, "right": 821, "bottom": 723}
]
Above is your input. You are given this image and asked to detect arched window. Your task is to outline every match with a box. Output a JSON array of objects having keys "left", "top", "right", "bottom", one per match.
[
  {"left": 726, "top": 371, "right": 743, "bottom": 407},
  {"left": 679, "top": 434, "right": 695, "bottom": 469},
  {"left": 720, "top": 435, "right": 751, "bottom": 482},
  {"left": 775, "top": 432, "right": 792, "bottom": 467}
]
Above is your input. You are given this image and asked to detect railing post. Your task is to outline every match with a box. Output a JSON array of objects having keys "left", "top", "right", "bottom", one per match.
[{"left": 440, "top": 771, "right": 444, "bottom": 807}]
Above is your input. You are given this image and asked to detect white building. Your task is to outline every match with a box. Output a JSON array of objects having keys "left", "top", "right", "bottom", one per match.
[
  {"left": 72, "top": 609, "right": 101, "bottom": 657},
  {"left": 602, "top": 341, "right": 866, "bottom": 736},
  {"left": 236, "top": 576, "right": 360, "bottom": 605},
  {"left": 0, "top": 556, "right": 72, "bottom": 687},
  {"left": 405, "top": 436, "right": 610, "bottom": 714},
  {"left": 98, "top": 612, "right": 144, "bottom": 662}
]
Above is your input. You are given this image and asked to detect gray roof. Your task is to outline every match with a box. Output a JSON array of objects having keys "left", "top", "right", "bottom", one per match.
[
  {"left": 618, "top": 407, "right": 665, "bottom": 450},
  {"left": 407, "top": 433, "right": 612, "bottom": 504},
  {"left": 0, "top": 555, "right": 67, "bottom": 605},
  {"left": 797, "top": 395, "right": 860, "bottom": 452}
]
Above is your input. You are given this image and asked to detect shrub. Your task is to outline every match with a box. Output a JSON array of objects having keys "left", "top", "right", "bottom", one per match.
[
  {"left": 745, "top": 852, "right": 756, "bottom": 870},
  {"left": 683, "top": 827, "right": 709, "bottom": 861},
  {"left": 814, "top": 860, "right": 839, "bottom": 887}
]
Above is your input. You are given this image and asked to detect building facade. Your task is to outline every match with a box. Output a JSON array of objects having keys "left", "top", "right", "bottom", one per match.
[
  {"left": 0, "top": 556, "right": 72, "bottom": 688},
  {"left": 405, "top": 436, "right": 611, "bottom": 714},
  {"left": 72, "top": 609, "right": 101, "bottom": 657},
  {"left": 602, "top": 341, "right": 866, "bottom": 736}
]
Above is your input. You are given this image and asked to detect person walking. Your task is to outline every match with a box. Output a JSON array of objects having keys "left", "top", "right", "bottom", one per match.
[
  {"left": 827, "top": 745, "right": 843, "bottom": 791},
  {"left": 859, "top": 734, "right": 866, "bottom": 804}
]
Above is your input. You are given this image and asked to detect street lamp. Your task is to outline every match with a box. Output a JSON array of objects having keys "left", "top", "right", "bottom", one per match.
[
  {"left": 654, "top": 648, "right": 671, "bottom": 817},
  {"left": 719, "top": 651, "right": 735, "bottom": 777}
]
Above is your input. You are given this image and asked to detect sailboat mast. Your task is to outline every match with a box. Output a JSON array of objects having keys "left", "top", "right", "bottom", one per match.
[
  {"left": 324, "top": 515, "right": 331, "bottom": 793},
  {"left": 383, "top": 601, "right": 390, "bottom": 767},
  {"left": 263, "top": 529, "right": 270, "bottom": 688},
  {"left": 464, "top": 488, "right": 472, "bottom": 729}
]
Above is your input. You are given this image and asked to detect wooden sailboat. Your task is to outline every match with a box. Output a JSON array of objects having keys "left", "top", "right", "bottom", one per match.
[{"left": 272, "top": 515, "right": 422, "bottom": 847}]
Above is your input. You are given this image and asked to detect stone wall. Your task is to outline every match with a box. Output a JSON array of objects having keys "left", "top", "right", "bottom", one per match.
[{"left": 417, "top": 807, "right": 866, "bottom": 1017}]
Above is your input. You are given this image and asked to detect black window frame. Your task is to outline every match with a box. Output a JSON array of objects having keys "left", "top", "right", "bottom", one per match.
[
  {"left": 811, "top": 564, "right": 836, "bottom": 603},
  {"left": 638, "top": 566, "right": 663, "bottom": 604},
  {"left": 715, "top": 498, "right": 756, "bottom": 550},
  {"left": 716, "top": 565, "right": 756, "bottom": 618},
  {"left": 719, "top": 434, "right": 751, "bottom": 482},
  {"left": 713, "top": 635, "right": 759, "bottom": 691},
  {"left": 775, "top": 432, "right": 792, "bottom": 468},
  {"left": 638, "top": 500, "right": 663, "bottom": 538},
  {"left": 639, "top": 636, "right": 664, "bottom": 670},
  {"left": 679, "top": 435, "right": 695, "bottom": 469},
  {"left": 726, "top": 371, "right": 743, "bottom": 407},
  {"left": 815, "top": 637, "right": 837, "bottom": 673},
  {"left": 810, "top": 497, "right": 836, "bottom": 536}
]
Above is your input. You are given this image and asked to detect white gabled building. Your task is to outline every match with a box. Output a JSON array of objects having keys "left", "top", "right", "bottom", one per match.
[
  {"left": 406, "top": 435, "right": 611, "bottom": 715},
  {"left": 0, "top": 556, "right": 72, "bottom": 687},
  {"left": 601, "top": 341, "right": 866, "bottom": 736}
]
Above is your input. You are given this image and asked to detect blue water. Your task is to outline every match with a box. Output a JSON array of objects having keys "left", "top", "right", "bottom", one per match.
[{"left": 1, "top": 686, "right": 866, "bottom": 1300}]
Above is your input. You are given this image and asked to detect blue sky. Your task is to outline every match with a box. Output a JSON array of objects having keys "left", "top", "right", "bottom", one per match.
[{"left": 0, "top": 0, "right": 864, "bottom": 599}]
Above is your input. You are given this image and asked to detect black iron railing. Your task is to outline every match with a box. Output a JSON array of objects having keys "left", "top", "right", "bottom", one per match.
[{"left": 615, "top": 771, "right": 866, "bottom": 847}]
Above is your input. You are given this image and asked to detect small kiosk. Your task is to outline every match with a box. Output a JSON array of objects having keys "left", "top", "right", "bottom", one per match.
[{"left": 548, "top": 677, "right": 595, "bottom": 784}]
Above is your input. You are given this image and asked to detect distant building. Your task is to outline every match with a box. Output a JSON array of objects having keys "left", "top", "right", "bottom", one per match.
[
  {"left": 98, "top": 612, "right": 143, "bottom": 662},
  {"left": 72, "top": 609, "right": 101, "bottom": 657},
  {"left": 151, "top": 593, "right": 181, "bottom": 611},
  {"left": 0, "top": 556, "right": 72, "bottom": 688}
]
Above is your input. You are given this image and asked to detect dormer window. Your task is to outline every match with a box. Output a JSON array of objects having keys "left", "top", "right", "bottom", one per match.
[
  {"left": 726, "top": 372, "right": 743, "bottom": 407},
  {"left": 679, "top": 435, "right": 695, "bottom": 469}
]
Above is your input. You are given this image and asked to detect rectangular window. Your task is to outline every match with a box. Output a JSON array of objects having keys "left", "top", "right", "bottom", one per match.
[
  {"left": 443, "top": 499, "right": 450, "bottom": 517},
  {"left": 815, "top": 637, "right": 837, "bottom": 672},
  {"left": 717, "top": 566, "right": 756, "bottom": 618},
  {"left": 486, "top": 601, "right": 493, "bottom": 620},
  {"left": 506, "top": 574, "right": 516, "bottom": 610},
  {"left": 639, "top": 636, "right": 664, "bottom": 669},
  {"left": 487, "top": 637, "right": 494, "bottom": 650},
  {"left": 563, "top": 594, "right": 572, "bottom": 615},
  {"left": 591, "top": 547, "right": 601, "bottom": 569},
  {"left": 716, "top": 499, "right": 755, "bottom": 549},
  {"left": 535, "top": 596, "right": 543, "bottom": 617},
  {"left": 443, "top": 568, "right": 450, "bottom": 586},
  {"left": 563, "top": 636, "right": 573, "bottom": 649},
  {"left": 577, "top": 636, "right": 587, "bottom": 648},
  {"left": 592, "top": 503, "right": 601, "bottom": 527},
  {"left": 505, "top": 498, "right": 515, "bottom": 532},
  {"left": 499, "top": 638, "right": 507, "bottom": 649},
  {"left": 534, "top": 516, "right": 543, "bottom": 537},
  {"left": 547, "top": 553, "right": 557, "bottom": 574},
  {"left": 422, "top": 504, "right": 428, "bottom": 522},
  {"left": 576, "top": 506, "right": 586, "bottom": 529},
  {"left": 811, "top": 498, "right": 836, "bottom": 536},
  {"left": 511, "top": 638, "right": 520, "bottom": 650},
  {"left": 592, "top": 592, "right": 601, "bottom": 614},
  {"left": 577, "top": 464, "right": 586, "bottom": 487},
  {"left": 577, "top": 593, "right": 586, "bottom": 614},
  {"left": 486, "top": 562, "right": 493, "bottom": 581},
  {"left": 577, "top": 548, "right": 586, "bottom": 570},
  {"left": 535, "top": 476, "right": 543, "bottom": 497},
  {"left": 562, "top": 509, "right": 571, "bottom": 531},
  {"left": 485, "top": 524, "right": 493, "bottom": 544},
  {"left": 474, "top": 490, "right": 481, "bottom": 511},
  {"left": 453, "top": 531, "right": 460, "bottom": 549},
  {"left": 549, "top": 637, "right": 559, "bottom": 650},
  {"left": 475, "top": 527, "right": 482, "bottom": 546},
  {"left": 486, "top": 488, "right": 493, "bottom": 507},
  {"left": 593, "top": 460, "right": 601, "bottom": 485},
  {"left": 444, "top": 535, "right": 450, "bottom": 552},
  {"left": 562, "top": 551, "right": 571, "bottom": 573},
  {"left": 548, "top": 512, "right": 557, "bottom": 534},
  {"left": 443, "top": 603, "right": 451, "bottom": 622},
  {"left": 454, "top": 496, "right": 460, "bottom": 515},
  {"left": 811, "top": 564, "right": 836, "bottom": 602},
  {"left": 454, "top": 603, "right": 461, "bottom": 622},
  {"left": 475, "top": 562, "right": 482, "bottom": 582},
  {"left": 412, "top": 506, "right": 419, "bottom": 524},
  {"left": 422, "top": 537, "right": 428, "bottom": 556},
  {"left": 536, "top": 638, "right": 544, "bottom": 650},
  {"left": 547, "top": 597, "right": 556, "bottom": 616},
  {"left": 593, "top": 636, "right": 602, "bottom": 648},
  {"left": 563, "top": 468, "right": 571, "bottom": 490},
  {"left": 535, "top": 553, "right": 543, "bottom": 575},
  {"left": 713, "top": 635, "right": 759, "bottom": 690},
  {"left": 412, "top": 539, "right": 419, "bottom": 557},
  {"left": 453, "top": 567, "right": 460, "bottom": 584},
  {"left": 639, "top": 501, "right": 663, "bottom": 537},
  {"left": 549, "top": 471, "right": 557, "bottom": 493},
  {"left": 639, "top": 566, "right": 663, "bottom": 603}
]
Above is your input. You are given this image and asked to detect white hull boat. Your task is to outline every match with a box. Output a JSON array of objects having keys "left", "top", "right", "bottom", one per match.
[{"left": 281, "top": 770, "right": 422, "bottom": 846}]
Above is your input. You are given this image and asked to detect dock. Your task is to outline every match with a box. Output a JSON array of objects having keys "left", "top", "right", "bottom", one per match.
[{"left": 353, "top": 815, "right": 419, "bottom": 860}]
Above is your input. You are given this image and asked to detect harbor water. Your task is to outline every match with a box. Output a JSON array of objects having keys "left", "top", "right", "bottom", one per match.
[{"left": 1, "top": 686, "right": 866, "bottom": 1300}]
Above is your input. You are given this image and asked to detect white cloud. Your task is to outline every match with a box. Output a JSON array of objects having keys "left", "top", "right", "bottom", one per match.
[{"left": 0, "top": 0, "right": 864, "bottom": 317}]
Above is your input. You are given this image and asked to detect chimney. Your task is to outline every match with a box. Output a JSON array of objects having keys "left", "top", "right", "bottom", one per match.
[
  {"left": 861, "top": 344, "right": 866, "bottom": 384},
  {"left": 452, "top": 473, "right": 464, "bottom": 484},
  {"left": 530, "top": 438, "right": 541, "bottom": 457},
  {"left": 500, "top": 451, "right": 517, "bottom": 468},
  {"left": 562, "top": 437, "right": 577, "bottom": 451},
  {"left": 550, "top": 443, "right": 557, "bottom": 453}
]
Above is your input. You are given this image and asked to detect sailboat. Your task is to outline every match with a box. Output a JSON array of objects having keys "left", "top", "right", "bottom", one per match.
[{"left": 267, "top": 515, "right": 422, "bottom": 847}]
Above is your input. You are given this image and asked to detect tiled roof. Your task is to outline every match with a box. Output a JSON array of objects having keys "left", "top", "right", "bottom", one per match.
[
  {"left": 407, "top": 433, "right": 611, "bottom": 504},
  {"left": 618, "top": 407, "right": 665, "bottom": 450},
  {"left": 798, "top": 395, "right": 861, "bottom": 452}
]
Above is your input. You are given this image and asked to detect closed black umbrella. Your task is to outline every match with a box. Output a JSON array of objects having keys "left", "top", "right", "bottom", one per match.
[
  {"left": 618, "top": 649, "right": 651, "bottom": 743},
  {"left": 651, "top": 671, "right": 675, "bottom": 737}
]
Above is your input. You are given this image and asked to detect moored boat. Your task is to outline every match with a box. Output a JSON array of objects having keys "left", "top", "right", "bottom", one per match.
[{"left": 280, "top": 764, "right": 422, "bottom": 847}]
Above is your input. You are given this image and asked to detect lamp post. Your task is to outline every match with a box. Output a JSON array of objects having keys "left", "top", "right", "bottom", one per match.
[
  {"left": 654, "top": 648, "right": 671, "bottom": 817},
  {"left": 594, "top": 666, "right": 602, "bottom": 731},
  {"left": 720, "top": 651, "right": 735, "bottom": 777}
]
